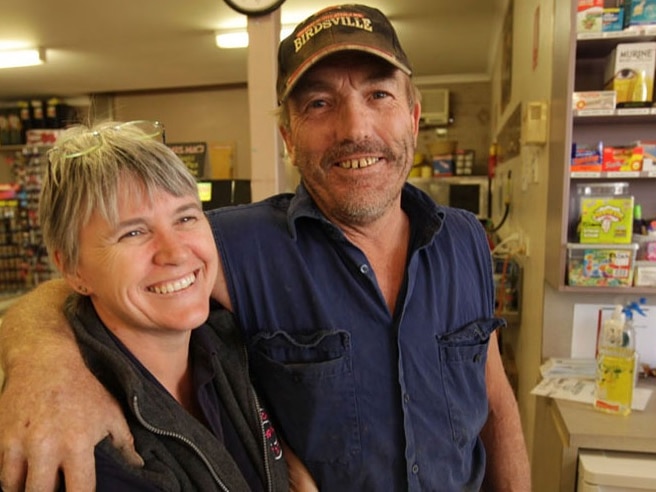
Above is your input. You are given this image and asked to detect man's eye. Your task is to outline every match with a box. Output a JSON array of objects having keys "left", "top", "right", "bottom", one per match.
[
  {"left": 372, "top": 91, "right": 389, "bottom": 100},
  {"left": 306, "top": 98, "right": 328, "bottom": 109}
]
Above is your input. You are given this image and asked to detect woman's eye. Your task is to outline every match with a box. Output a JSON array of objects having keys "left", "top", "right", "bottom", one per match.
[
  {"left": 119, "top": 230, "right": 143, "bottom": 241},
  {"left": 179, "top": 215, "right": 198, "bottom": 224}
]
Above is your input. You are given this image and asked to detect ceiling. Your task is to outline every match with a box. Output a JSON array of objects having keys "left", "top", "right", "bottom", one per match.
[{"left": 1, "top": 0, "right": 507, "bottom": 101}]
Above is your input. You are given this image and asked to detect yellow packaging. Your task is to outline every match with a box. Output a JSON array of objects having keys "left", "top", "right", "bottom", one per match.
[
  {"left": 579, "top": 196, "right": 634, "bottom": 243},
  {"left": 604, "top": 42, "right": 656, "bottom": 107},
  {"left": 594, "top": 349, "right": 635, "bottom": 415}
]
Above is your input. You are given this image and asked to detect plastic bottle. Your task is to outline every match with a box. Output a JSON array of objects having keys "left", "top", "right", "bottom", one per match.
[
  {"left": 593, "top": 305, "right": 635, "bottom": 415},
  {"left": 633, "top": 204, "right": 647, "bottom": 236}
]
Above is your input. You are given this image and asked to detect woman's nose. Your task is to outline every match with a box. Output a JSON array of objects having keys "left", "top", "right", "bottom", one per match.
[{"left": 153, "top": 231, "right": 190, "bottom": 265}]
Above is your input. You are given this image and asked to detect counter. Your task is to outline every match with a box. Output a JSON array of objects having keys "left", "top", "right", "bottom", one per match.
[{"left": 533, "top": 379, "right": 656, "bottom": 491}]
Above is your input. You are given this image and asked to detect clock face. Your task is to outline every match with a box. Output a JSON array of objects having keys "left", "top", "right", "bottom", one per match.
[{"left": 223, "top": 0, "right": 286, "bottom": 16}]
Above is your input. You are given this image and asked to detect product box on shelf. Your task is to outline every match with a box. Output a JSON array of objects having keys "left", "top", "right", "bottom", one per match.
[
  {"left": 577, "top": 0, "right": 604, "bottom": 32},
  {"left": 624, "top": 0, "right": 656, "bottom": 27},
  {"left": 571, "top": 142, "right": 603, "bottom": 172},
  {"left": 579, "top": 194, "right": 634, "bottom": 242},
  {"left": 432, "top": 154, "right": 454, "bottom": 176},
  {"left": 567, "top": 243, "right": 638, "bottom": 286},
  {"left": 603, "top": 2, "right": 625, "bottom": 31},
  {"left": 604, "top": 42, "right": 656, "bottom": 107},
  {"left": 25, "top": 129, "right": 63, "bottom": 146},
  {"left": 636, "top": 140, "right": 656, "bottom": 171},
  {"left": 572, "top": 91, "right": 617, "bottom": 111},
  {"left": 602, "top": 144, "right": 644, "bottom": 171},
  {"left": 634, "top": 260, "right": 656, "bottom": 286}
]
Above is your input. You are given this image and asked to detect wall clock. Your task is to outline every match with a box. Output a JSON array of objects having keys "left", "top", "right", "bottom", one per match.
[{"left": 223, "top": 0, "right": 286, "bottom": 17}]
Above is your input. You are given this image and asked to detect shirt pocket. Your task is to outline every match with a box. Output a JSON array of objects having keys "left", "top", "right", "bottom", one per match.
[
  {"left": 250, "top": 329, "right": 361, "bottom": 465},
  {"left": 436, "top": 317, "right": 505, "bottom": 448}
]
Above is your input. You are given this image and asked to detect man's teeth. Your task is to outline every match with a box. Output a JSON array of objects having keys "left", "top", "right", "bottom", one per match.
[
  {"left": 149, "top": 273, "right": 196, "bottom": 294},
  {"left": 339, "top": 157, "right": 378, "bottom": 169}
]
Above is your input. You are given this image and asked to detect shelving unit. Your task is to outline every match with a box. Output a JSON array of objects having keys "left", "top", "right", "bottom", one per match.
[
  {"left": 545, "top": 15, "right": 656, "bottom": 295},
  {"left": 0, "top": 145, "right": 56, "bottom": 295}
]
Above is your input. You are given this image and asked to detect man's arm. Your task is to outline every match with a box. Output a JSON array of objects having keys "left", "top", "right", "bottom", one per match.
[
  {"left": 0, "top": 279, "right": 141, "bottom": 492},
  {"left": 480, "top": 331, "right": 531, "bottom": 491}
]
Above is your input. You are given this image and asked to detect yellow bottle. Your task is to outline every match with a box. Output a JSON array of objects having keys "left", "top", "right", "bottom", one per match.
[{"left": 593, "top": 305, "right": 635, "bottom": 416}]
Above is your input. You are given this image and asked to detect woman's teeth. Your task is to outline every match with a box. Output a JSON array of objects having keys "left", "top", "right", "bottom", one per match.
[{"left": 148, "top": 273, "right": 196, "bottom": 294}]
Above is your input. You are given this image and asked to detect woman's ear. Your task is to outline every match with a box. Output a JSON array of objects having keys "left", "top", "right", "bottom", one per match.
[{"left": 54, "top": 251, "right": 91, "bottom": 296}]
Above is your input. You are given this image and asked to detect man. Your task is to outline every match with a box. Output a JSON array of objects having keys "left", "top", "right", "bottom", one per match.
[{"left": 0, "top": 4, "right": 530, "bottom": 491}]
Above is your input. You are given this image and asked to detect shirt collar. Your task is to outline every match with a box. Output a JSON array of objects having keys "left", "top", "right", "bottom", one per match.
[{"left": 285, "top": 182, "right": 445, "bottom": 245}]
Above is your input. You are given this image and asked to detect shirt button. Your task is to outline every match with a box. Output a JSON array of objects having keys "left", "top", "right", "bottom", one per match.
[
  {"left": 404, "top": 393, "right": 410, "bottom": 403},
  {"left": 473, "top": 354, "right": 482, "bottom": 362},
  {"left": 359, "top": 264, "right": 369, "bottom": 274},
  {"left": 412, "top": 464, "right": 419, "bottom": 474}
]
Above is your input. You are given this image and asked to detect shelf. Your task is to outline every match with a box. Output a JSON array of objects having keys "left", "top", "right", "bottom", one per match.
[
  {"left": 570, "top": 170, "right": 656, "bottom": 179},
  {"left": 573, "top": 108, "right": 656, "bottom": 123},
  {"left": 560, "top": 285, "right": 656, "bottom": 295},
  {"left": 576, "top": 27, "right": 656, "bottom": 58},
  {"left": 0, "top": 145, "right": 25, "bottom": 152}
]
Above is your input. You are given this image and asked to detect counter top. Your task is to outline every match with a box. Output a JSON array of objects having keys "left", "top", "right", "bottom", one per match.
[
  {"left": 554, "top": 380, "right": 656, "bottom": 454},
  {"left": 535, "top": 380, "right": 656, "bottom": 491}
]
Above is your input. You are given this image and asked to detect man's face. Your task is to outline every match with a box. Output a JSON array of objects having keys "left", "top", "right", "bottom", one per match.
[{"left": 281, "top": 53, "right": 421, "bottom": 228}]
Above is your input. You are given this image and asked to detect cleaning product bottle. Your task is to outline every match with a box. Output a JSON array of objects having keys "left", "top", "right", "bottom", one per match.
[{"left": 593, "top": 304, "right": 635, "bottom": 415}]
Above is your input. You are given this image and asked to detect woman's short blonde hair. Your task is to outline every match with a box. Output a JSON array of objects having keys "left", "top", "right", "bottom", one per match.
[{"left": 39, "top": 120, "right": 199, "bottom": 273}]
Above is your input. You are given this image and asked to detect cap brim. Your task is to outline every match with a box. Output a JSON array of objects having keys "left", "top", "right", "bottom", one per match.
[{"left": 279, "top": 43, "right": 412, "bottom": 103}]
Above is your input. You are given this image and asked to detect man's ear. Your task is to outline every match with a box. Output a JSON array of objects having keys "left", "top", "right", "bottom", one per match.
[
  {"left": 279, "top": 125, "right": 296, "bottom": 167},
  {"left": 411, "top": 100, "right": 422, "bottom": 139}
]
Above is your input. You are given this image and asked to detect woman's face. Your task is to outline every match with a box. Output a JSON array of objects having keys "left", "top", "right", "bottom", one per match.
[{"left": 67, "top": 179, "right": 217, "bottom": 340}]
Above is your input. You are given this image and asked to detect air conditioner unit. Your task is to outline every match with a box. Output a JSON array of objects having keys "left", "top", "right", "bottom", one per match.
[{"left": 420, "top": 88, "right": 449, "bottom": 125}]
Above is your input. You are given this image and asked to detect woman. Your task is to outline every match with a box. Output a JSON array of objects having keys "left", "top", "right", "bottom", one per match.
[{"left": 39, "top": 120, "right": 291, "bottom": 491}]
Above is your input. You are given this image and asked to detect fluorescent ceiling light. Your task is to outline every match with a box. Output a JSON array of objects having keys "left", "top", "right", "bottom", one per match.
[
  {"left": 0, "top": 47, "right": 45, "bottom": 69},
  {"left": 215, "top": 26, "right": 295, "bottom": 49}
]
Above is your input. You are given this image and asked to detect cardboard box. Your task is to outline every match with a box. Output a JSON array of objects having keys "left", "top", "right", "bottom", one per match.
[
  {"left": 636, "top": 140, "right": 656, "bottom": 171},
  {"left": 432, "top": 154, "right": 453, "bottom": 176},
  {"left": 634, "top": 260, "right": 656, "bottom": 286},
  {"left": 567, "top": 243, "right": 638, "bottom": 286},
  {"left": 602, "top": 145, "right": 644, "bottom": 171},
  {"left": 579, "top": 195, "right": 634, "bottom": 243},
  {"left": 604, "top": 42, "right": 656, "bottom": 107},
  {"left": 603, "top": 5, "right": 625, "bottom": 31},
  {"left": 572, "top": 91, "right": 617, "bottom": 111},
  {"left": 624, "top": 0, "right": 656, "bottom": 26},
  {"left": 578, "top": 0, "right": 604, "bottom": 32},
  {"left": 571, "top": 142, "right": 603, "bottom": 172}
]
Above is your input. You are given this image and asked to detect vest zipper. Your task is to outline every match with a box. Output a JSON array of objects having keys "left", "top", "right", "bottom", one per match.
[
  {"left": 243, "top": 345, "right": 274, "bottom": 492},
  {"left": 131, "top": 394, "right": 230, "bottom": 492}
]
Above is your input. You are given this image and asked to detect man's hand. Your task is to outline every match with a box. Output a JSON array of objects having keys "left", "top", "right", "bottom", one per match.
[
  {"left": 0, "top": 352, "right": 143, "bottom": 491},
  {"left": 0, "top": 280, "right": 142, "bottom": 491}
]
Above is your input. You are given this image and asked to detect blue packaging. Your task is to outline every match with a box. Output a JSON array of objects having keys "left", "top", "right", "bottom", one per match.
[{"left": 625, "top": 0, "right": 656, "bottom": 26}]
